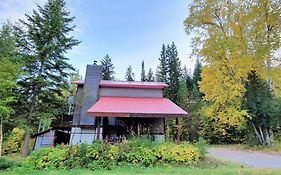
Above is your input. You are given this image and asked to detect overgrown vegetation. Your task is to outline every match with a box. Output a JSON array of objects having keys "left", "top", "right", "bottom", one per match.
[
  {"left": 0, "top": 157, "right": 19, "bottom": 171},
  {"left": 22, "top": 140, "right": 206, "bottom": 170}
]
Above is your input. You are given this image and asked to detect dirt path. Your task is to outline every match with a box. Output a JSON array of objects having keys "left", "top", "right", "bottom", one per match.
[{"left": 208, "top": 147, "right": 281, "bottom": 169}]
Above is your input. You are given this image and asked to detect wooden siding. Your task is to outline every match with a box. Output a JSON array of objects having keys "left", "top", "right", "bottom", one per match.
[{"left": 99, "top": 87, "right": 163, "bottom": 98}]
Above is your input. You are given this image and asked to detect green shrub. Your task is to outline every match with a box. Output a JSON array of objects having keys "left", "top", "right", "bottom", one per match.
[
  {"left": 23, "top": 146, "right": 69, "bottom": 169},
  {"left": 22, "top": 140, "right": 205, "bottom": 170},
  {"left": 0, "top": 157, "right": 17, "bottom": 171}
]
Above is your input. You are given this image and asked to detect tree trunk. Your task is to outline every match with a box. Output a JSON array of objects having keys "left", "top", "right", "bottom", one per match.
[
  {"left": 22, "top": 85, "right": 38, "bottom": 157},
  {"left": 265, "top": 128, "right": 271, "bottom": 146},
  {"left": 269, "top": 128, "right": 274, "bottom": 143},
  {"left": 258, "top": 126, "right": 266, "bottom": 145},
  {"left": 22, "top": 126, "right": 31, "bottom": 157},
  {"left": 0, "top": 117, "right": 2, "bottom": 157},
  {"left": 250, "top": 121, "right": 262, "bottom": 145},
  {"left": 38, "top": 119, "right": 41, "bottom": 133}
]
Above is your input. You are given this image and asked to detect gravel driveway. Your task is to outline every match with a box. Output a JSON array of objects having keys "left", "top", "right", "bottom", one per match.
[{"left": 208, "top": 147, "right": 281, "bottom": 169}]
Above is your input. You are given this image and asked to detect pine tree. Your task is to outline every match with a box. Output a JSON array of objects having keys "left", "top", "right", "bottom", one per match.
[
  {"left": 166, "top": 42, "right": 182, "bottom": 143},
  {"left": 192, "top": 59, "right": 203, "bottom": 99},
  {"left": 244, "top": 71, "right": 280, "bottom": 145},
  {"left": 166, "top": 42, "right": 181, "bottom": 105},
  {"left": 157, "top": 44, "right": 168, "bottom": 83},
  {"left": 0, "top": 23, "right": 18, "bottom": 59},
  {"left": 182, "top": 66, "right": 193, "bottom": 92},
  {"left": 155, "top": 67, "right": 161, "bottom": 82},
  {"left": 101, "top": 54, "right": 114, "bottom": 80},
  {"left": 125, "top": 65, "right": 134, "bottom": 81},
  {"left": 15, "top": 0, "right": 80, "bottom": 156},
  {"left": 147, "top": 68, "right": 155, "bottom": 82},
  {"left": 141, "top": 60, "right": 146, "bottom": 82},
  {"left": 193, "top": 59, "right": 202, "bottom": 89}
]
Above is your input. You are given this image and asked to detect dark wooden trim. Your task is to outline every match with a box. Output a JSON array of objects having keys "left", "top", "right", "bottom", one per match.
[
  {"left": 87, "top": 112, "right": 187, "bottom": 118},
  {"left": 88, "top": 112, "right": 130, "bottom": 117},
  {"left": 32, "top": 126, "right": 71, "bottom": 137},
  {"left": 131, "top": 113, "right": 187, "bottom": 118},
  {"left": 96, "top": 117, "right": 101, "bottom": 140}
]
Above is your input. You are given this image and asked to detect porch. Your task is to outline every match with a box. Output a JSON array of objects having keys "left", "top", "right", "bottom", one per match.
[{"left": 87, "top": 96, "right": 188, "bottom": 142}]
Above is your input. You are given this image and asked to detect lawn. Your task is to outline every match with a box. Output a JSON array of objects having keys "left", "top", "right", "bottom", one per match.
[
  {"left": 2, "top": 165, "right": 281, "bottom": 175},
  {"left": 211, "top": 143, "right": 281, "bottom": 155}
]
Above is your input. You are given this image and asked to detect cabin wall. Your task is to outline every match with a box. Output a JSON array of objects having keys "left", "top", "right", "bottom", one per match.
[
  {"left": 70, "top": 127, "right": 103, "bottom": 145},
  {"left": 99, "top": 87, "right": 163, "bottom": 98},
  {"left": 34, "top": 130, "right": 55, "bottom": 150}
]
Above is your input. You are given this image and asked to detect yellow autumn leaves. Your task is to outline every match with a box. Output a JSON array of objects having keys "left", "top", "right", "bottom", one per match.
[{"left": 185, "top": 0, "right": 281, "bottom": 134}]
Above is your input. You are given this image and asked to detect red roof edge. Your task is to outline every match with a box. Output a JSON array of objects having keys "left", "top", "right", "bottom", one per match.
[
  {"left": 72, "top": 80, "right": 168, "bottom": 89},
  {"left": 72, "top": 80, "right": 84, "bottom": 85}
]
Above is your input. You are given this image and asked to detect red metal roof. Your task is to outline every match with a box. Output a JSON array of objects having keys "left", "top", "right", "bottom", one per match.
[
  {"left": 72, "top": 80, "right": 168, "bottom": 89},
  {"left": 87, "top": 97, "right": 188, "bottom": 118}
]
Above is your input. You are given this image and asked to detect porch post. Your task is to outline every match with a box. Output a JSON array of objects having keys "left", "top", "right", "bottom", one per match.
[
  {"left": 96, "top": 117, "right": 101, "bottom": 140},
  {"left": 137, "top": 122, "right": 140, "bottom": 137},
  {"left": 175, "top": 118, "right": 180, "bottom": 144}
]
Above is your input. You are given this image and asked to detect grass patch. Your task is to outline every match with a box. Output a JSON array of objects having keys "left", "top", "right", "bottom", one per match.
[
  {"left": 212, "top": 143, "right": 281, "bottom": 155},
  {"left": 2, "top": 164, "right": 281, "bottom": 175}
]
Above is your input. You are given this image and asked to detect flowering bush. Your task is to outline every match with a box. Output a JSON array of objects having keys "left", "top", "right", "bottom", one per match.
[
  {"left": 22, "top": 139, "right": 205, "bottom": 170},
  {"left": 4, "top": 128, "right": 24, "bottom": 154},
  {"left": 156, "top": 143, "right": 200, "bottom": 164}
]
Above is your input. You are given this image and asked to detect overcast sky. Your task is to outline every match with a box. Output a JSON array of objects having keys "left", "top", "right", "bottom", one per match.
[{"left": 0, "top": 0, "right": 194, "bottom": 80}]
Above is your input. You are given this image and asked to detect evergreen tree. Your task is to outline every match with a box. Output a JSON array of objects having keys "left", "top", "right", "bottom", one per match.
[
  {"left": 125, "top": 65, "right": 135, "bottom": 81},
  {"left": 165, "top": 42, "right": 182, "bottom": 143},
  {"left": 244, "top": 71, "right": 281, "bottom": 145},
  {"left": 141, "top": 60, "right": 146, "bottom": 81},
  {"left": 182, "top": 66, "right": 193, "bottom": 92},
  {"left": 101, "top": 54, "right": 114, "bottom": 80},
  {"left": 157, "top": 44, "right": 168, "bottom": 83},
  {"left": 155, "top": 67, "right": 161, "bottom": 82},
  {"left": 147, "top": 68, "right": 155, "bottom": 82},
  {"left": 166, "top": 42, "right": 181, "bottom": 105},
  {"left": 192, "top": 59, "right": 202, "bottom": 92},
  {"left": 0, "top": 23, "right": 18, "bottom": 59},
  {"left": 15, "top": 0, "right": 80, "bottom": 156}
]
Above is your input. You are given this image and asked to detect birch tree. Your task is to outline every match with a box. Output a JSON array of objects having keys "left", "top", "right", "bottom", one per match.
[{"left": 184, "top": 0, "right": 281, "bottom": 143}]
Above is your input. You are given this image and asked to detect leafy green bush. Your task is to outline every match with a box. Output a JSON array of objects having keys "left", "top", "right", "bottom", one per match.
[
  {"left": 22, "top": 140, "right": 205, "bottom": 170},
  {"left": 0, "top": 157, "right": 17, "bottom": 171},
  {"left": 23, "top": 146, "right": 68, "bottom": 169}
]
